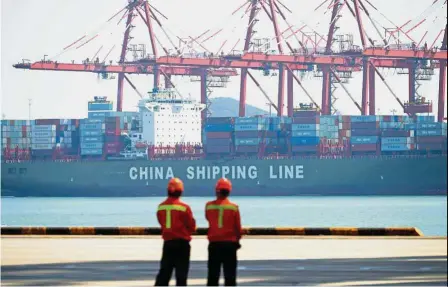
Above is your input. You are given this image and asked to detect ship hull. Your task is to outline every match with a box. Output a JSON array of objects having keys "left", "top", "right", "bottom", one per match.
[{"left": 2, "top": 156, "right": 447, "bottom": 197}]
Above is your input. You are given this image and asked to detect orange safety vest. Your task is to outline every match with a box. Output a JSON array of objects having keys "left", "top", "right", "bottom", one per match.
[
  {"left": 205, "top": 198, "right": 242, "bottom": 242},
  {"left": 157, "top": 198, "right": 196, "bottom": 241}
]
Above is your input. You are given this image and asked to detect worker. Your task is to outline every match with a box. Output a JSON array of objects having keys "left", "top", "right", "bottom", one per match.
[
  {"left": 155, "top": 177, "right": 196, "bottom": 286},
  {"left": 205, "top": 178, "right": 242, "bottom": 286}
]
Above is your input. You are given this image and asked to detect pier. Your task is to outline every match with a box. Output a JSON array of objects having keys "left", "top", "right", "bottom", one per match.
[{"left": 1, "top": 227, "right": 447, "bottom": 286}]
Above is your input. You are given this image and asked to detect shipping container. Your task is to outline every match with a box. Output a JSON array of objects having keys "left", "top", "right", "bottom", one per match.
[
  {"left": 35, "top": 119, "right": 59, "bottom": 125},
  {"left": 235, "top": 145, "right": 259, "bottom": 153},
  {"left": 292, "top": 117, "right": 320, "bottom": 124},
  {"left": 80, "top": 123, "right": 105, "bottom": 130},
  {"left": 234, "top": 124, "right": 267, "bottom": 132},
  {"left": 416, "top": 115, "right": 435, "bottom": 123},
  {"left": 105, "top": 142, "right": 121, "bottom": 149},
  {"left": 417, "top": 143, "right": 446, "bottom": 150},
  {"left": 80, "top": 148, "right": 103, "bottom": 155},
  {"left": 291, "top": 124, "right": 320, "bottom": 131},
  {"left": 206, "top": 145, "right": 232, "bottom": 154},
  {"left": 291, "top": 145, "right": 319, "bottom": 152},
  {"left": 379, "top": 122, "right": 405, "bottom": 129},
  {"left": 350, "top": 115, "right": 379, "bottom": 123},
  {"left": 105, "top": 147, "right": 121, "bottom": 154},
  {"left": 31, "top": 125, "right": 56, "bottom": 132},
  {"left": 351, "top": 122, "right": 379, "bottom": 129},
  {"left": 293, "top": 110, "right": 320, "bottom": 117},
  {"left": 88, "top": 102, "right": 113, "bottom": 111},
  {"left": 81, "top": 142, "right": 103, "bottom": 149},
  {"left": 319, "top": 131, "right": 339, "bottom": 139},
  {"left": 235, "top": 117, "right": 268, "bottom": 125},
  {"left": 291, "top": 130, "right": 319, "bottom": 137},
  {"left": 206, "top": 132, "right": 233, "bottom": 139},
  {"left": 381, "top": 137, "right": 414, "bottom": 144},
  {"left": 351, "top": 136, "right": 379, "bottom": 144},
  {"left": 339, "top": 122, "right": 351, "bottom": 130},
  {"left": 205, "top": 124, "right": 234, "bottom": 133},
  {"left": 234, "top": 131, "right": 277, "bottom": 138},
  {"left": 416, "top": 136, "right": 446, "bottom": 144},
  {"left": 105, "top": 135, "right": 121, "bottom": 142},
  {"left": 350, "top": 129, "right": 379, "bottom": 136},
  {"left": 416, "top": 129, "right": 443, "bottom": 136},
  {"left": 206, "top": 117, "right": 234, "bottom": 125},
  {"left": 31, "top": 137, "right": 56, "bottom": 144},
  {"left": 80, "top": 118, "right": 104, "bottom": 124},
  {"left": 80, "top": 130, "right": 103, "bottom": 137},
  {"left": 319, "top": 116, "right": 338, "bottom": 125},
  {"left": 31, "top": 131, "right": 57, "bottom": 138},
  {"left": 382, "top": 130, "right": 414, "bottom": 137},
  {"left": 381, "top": 143, "right": 413, "bottom": 151},
  {"left": 338, "top": 130, "right": 351, "bottom": 137},
  {"left": 290, "top": 137, "right": 320, "bottom": 146},
  {"left": 105, "top": 130, "right": 120, "bottom": 136},
  {"left": 81, "top": 136, "right": 103, "bottom": 143},
  {"left": 88, "top": 112, "right": 114, "bottom": 119},
  {"left": 416, "top": 123, "right": 443, "bottom": 129},
  {"left": 351, "top": 144, "right": 377, "bottom": 152},
  {"left": 207, "top": 138, "right": 232, "bottom": 146},
  {"left": 31, "top": 143, "right": 54, "bottom": 150},
  {"left": 235, "top": 138, "right": 260, "bottom": 146}
]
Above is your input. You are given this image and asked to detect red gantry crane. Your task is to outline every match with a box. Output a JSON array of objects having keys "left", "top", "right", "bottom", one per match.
[{"left": 13, "top": 0, "right": 448, "bottom": 122}]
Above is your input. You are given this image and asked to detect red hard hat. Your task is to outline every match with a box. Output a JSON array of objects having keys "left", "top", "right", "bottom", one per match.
[
  {"left": 215, "top": 178, "right": 232, "bottom": 192},
  {"left": 167, "top": 177, "right": 184, "bottom": 194}
]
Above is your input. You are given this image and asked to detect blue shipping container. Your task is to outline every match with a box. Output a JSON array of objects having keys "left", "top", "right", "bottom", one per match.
[
  {"left": 88, "top": 102, "right": 113, "bottom": 111},
  {"left": 204, "top": 124, "right": 233, "bottom": 133},
  {"left": 80, "top": 148, "right": 103, "bottom": 155},
  {"left": 290, "top": 137, "right": 320, "bottom": 146},
  {"left": 381, "top": 143, "right": 412, "bottom": 151},
  {"left": 235, "top": 138, "right": 260, "bottom": 146},
  {"left": 417, "top": 123, "right": 443, "bottom": 129},
  {"left": 80, "top": 118, "right": 105, "bottom": 124},
  {"left": 291, "top": 124, "right": 320, "bottom": 131},
  {"left": 416, "top": 129, "right": 443, "bottom": 136},
  {"left": 350, "top": 115, "right": 379, "bottom": 123},
  {"left": 88, "top": 112, "right": 112, "bottom": 119},
  {"left": 81, "top": 142, "right": 103, "bottom": 149},
  {"left": 80, "top": 130, "right": 103, "bottom": 137},
  {"left": 235, "top": 124, "right": 267, "bottom": 131},
  {"left": 350, "top": 136, "right": 379, "bottom": 144},
  {"left": 81, "top": 136, "right": 104, "bottom": 143},
  {"left": 380, "top": 122, "right": 405, "bottom": 129},
  {"left": 405, "top": 124, "right": 417, "bottom": 130},
  {"left": 381, "top": 137, "right": 412, "bottom": 144},
  {"left": 235, "top": 117, "right": 268, "bottom": 125},
  {"left": 291, "top": 130, "right": 319, "bottom": 137},
  {"left": 80, "top": 123, "right": 105, "bottom": 130},
  {"left": 416, "top": 115, "right": 435, "bottom": 123}
]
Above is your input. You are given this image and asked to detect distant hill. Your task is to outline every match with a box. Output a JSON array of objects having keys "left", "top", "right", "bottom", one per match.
[{"left": 208, "top": 97, "right": 269, "bottom": 117}]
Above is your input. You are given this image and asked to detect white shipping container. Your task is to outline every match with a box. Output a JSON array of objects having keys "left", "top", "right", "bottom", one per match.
[
  {"left": 32, "top": 125, "right": 56, "bottom": 132},
  {"left": 32, "top": 137, "right": 56, "bottom": 144},
  {"left": 31, "top": 143, "right": 55, "bottom": 150},
  {"left": 64, "top": 131, "right": 72, "bottom": 137},
  {"left": 31, "top": 131, "right": 57, "bottom": 138}
]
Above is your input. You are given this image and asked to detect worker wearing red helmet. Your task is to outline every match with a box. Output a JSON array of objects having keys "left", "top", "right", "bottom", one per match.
[
  {"left": 205, "top": 178, "right": 242, "bottom": 286},
  {"left": 155, "top": 177, "right": 196, "bottom": 286}
]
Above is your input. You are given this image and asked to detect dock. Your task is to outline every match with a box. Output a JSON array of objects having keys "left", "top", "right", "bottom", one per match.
[{"left": 2, "top": 235, "right": 447, "bottom": 286}]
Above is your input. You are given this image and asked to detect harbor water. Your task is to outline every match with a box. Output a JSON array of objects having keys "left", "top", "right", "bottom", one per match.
[{"left": 1, "top": 196, "right": 447, "bottom": 236}]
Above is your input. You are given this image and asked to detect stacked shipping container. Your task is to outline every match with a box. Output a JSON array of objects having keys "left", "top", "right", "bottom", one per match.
[
  {"left": 380, "top": 115, "right": 414, "bottom": 152},
  {"left": 234, "top": 117, "right": 269, "bottom": 153},
  {"left": 80, "top": 119, "right": 105, "bottom": 156},
  {"left": 349, "top": 116, "right": 379, "bottom": 152},
  {"left": 290, "top": 115, "right": 320, "bottom": 153},
  {"left": 204, "top": 117, "right": 234, "bottom": 154}
]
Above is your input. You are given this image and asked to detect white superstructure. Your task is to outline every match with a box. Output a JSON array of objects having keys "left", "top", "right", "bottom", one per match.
[{"left": 138, "top": 89, "right": 205, "bottom": 146}]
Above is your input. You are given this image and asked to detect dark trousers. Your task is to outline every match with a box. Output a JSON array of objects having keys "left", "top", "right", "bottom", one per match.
[
  {"left": 207, "top": 242, "right": 239, "bottom": 286},
  {"left": 155, "top": 239, "right": 191, "bottom": 286}
]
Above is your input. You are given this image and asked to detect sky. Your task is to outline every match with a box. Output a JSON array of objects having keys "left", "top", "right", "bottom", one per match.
[{"left": 1, "top": 0, "right": 447, "bottom": 120}]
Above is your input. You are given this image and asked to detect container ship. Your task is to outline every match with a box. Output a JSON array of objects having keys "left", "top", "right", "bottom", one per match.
[{"left": 1, "top": 90, "right": 447, "bottom": 197}]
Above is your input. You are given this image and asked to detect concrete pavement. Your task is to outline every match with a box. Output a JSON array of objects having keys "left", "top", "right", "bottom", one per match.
[{"left": 1, "top": 236, "right": 447, "bottom": 286}]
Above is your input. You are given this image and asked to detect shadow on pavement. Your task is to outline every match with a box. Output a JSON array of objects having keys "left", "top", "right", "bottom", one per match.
[{"left": 2, "top": 256, "right": 447, "bottom": 286}]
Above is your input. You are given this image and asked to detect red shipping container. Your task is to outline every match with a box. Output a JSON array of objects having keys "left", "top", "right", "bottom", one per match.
[
  {"left": 292, "top": 145, "right": 319, "bottom": 152},
  {"left": 206, "top": 132, "right": 232, "bottom": 139},
  {"left": 106, "top": 121, "right": 120, "bottom": 128},
  {"left": 417, "top": 143, "right": 446, "bottom": 150},
  {"left": 235, "top": 145, "right": 259, "bottom": 153},
  {"left": 339, "top": 130, "right": 351, "bottom": 137},
  {"left": 351, "top": 144, "right": 377, "bottom": 152},
  {"left": 341, "top": 116, "right": 351, "bottom": 123},
  {"left": 382, "top": 115, "right": 392, "bottom": 122},
  {"left": 351, "top": 122, "right": 379, "bottom": 129},
  {"left": 105, "top": 116, "right": 120, "bottom": 124},
  {"left": 105, "top": 142, "right": 121, "bottom": 149},
  {"left": 22, "top": 126, "right": 27, "bottom": 132},
  {"left": 105, "top": 147, "right": 121, "bottom": 154},
  {"left": 416, "top": 136, "right": 445, "bottom": 144},
  {"left": 36, "top": 119, "right": 59, "bottom": 125},
  {"left": 382, "top": 130, "right": 412, "bottom": 137},
  {"left": 206, "top": 145, "right": 231, "bottom": 154},
  {"left": 105, "top": 130, "right": 120, "bottom": 136},
  {"left": 292, "top": 117, "right": 320, "bottom": 124},
  {"left": 341, "top": 122, "right": 351, "bottom": 130}
]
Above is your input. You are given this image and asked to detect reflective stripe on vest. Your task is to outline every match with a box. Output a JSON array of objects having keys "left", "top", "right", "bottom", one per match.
[
  {"left": 206, "top": 204, "right": 238, "bottom": 228},
  {"left": 158, "top": 204, "right": 187, "bottom": 229}
]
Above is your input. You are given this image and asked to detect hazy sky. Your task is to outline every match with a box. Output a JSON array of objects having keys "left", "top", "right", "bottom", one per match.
[{"left": 1, "top": 0, "right": 447, "bottom": 119}]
